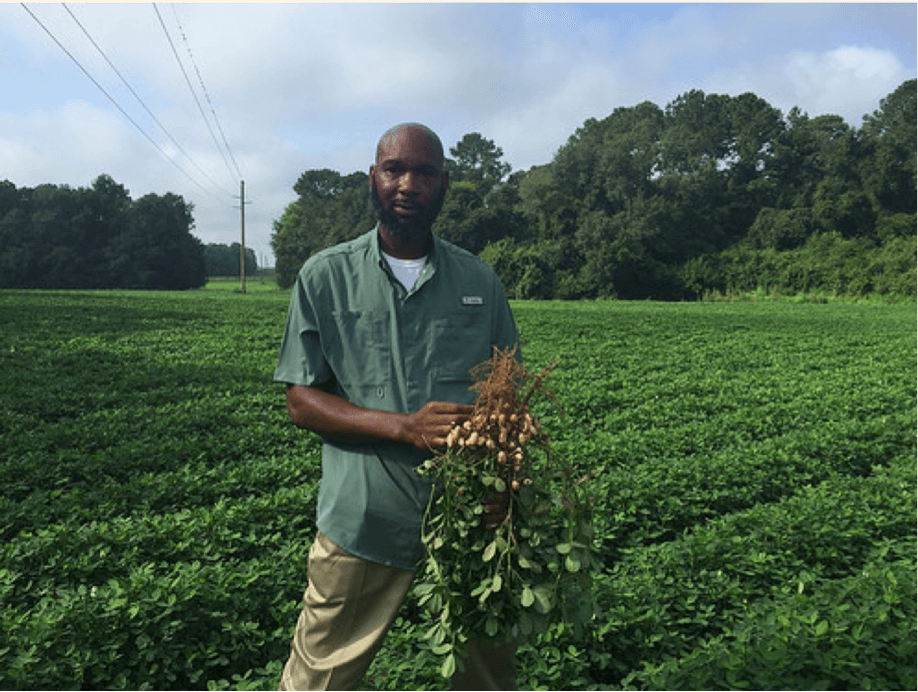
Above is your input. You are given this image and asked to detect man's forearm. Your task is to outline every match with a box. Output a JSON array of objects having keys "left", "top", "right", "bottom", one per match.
[
  {"left": 285, "top": 384, "right": 473, "bottom": 451},
  {"left": 286, "top": 384, "right": 404, "bottom": 445}
]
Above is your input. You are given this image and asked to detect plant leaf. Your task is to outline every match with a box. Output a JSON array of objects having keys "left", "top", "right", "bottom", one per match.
[
  {"left": 521, "top": 586, "right": 535, "bottom": 607},
  {"left": 565, "top": 554, "right": 581, "bottom": 572},
  {"left": 483, "top": 540, "right": 497, "bottom": 562},
  {"left": 533, "top": 584, "right": 552, "bottom": 614},
  {"left": 441, "top": 652, "right": 457, "bottom": 679}
]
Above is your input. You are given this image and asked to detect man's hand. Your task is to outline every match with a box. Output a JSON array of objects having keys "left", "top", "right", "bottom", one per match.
[
  {"left": 286, "top": 386, "right": 472, "bottom": 451},
  {"left": 401, "top": 401, "right": 473, "bottom": 451}
]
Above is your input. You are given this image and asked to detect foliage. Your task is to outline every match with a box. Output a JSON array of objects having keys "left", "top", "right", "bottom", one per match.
[
  {"left": 445, "top": 132, "right": 512, "bottom": 196},
  {"left": 683, "top": 231, "right": 917, "bottom": 299},
  {"left": 0, "top": 292, "right": 914, "bottom": 690},
  {"left": 0, "top": 175, "right": 205, "bottom": 290},
  {"left": 416, "top": 348, "right": 599, "bottom": 678},
  {"left": 270, "top": 80, "right": 916, "bottom": 300},
  {"left": 270, "top": 170, "right": 374, "bottom": 288},
  {"left": 205, "top": 243, "right": 258, "bottom": 278},
  {"left": 621, "top": 540, "right": 916, "bottom": 691}
]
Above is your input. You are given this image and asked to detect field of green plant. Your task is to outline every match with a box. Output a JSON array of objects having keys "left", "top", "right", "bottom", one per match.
[{"left": 1, "top": 288, "right": 914, "bottom": 690}]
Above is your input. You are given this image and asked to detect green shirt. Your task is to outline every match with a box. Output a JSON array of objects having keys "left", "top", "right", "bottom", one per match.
[{"left": 274, "top": 227, "right": 519, "bottom": 569}]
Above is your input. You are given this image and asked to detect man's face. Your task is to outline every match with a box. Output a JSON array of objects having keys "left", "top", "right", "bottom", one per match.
[{"left": 370, "top": 127, "right": 449, "bottom": 242}]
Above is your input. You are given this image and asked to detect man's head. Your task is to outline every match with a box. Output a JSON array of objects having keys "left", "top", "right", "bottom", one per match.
[{"left": 370, "top": 123, "right": 449, "bottom": 248}]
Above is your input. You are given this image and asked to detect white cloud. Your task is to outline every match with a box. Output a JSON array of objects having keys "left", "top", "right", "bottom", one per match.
[
  {"left": 0, "top": 101, "right": 137, "bottom": 184},
  {"left": 784, "top": 45, "right": 909, "bottom": 121}
]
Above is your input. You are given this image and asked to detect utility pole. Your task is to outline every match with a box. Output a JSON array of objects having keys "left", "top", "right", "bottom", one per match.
[{"left": 239, "top": 179, "right": 246, "bottom": 293}]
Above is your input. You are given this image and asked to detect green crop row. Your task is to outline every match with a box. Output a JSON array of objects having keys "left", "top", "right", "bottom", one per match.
[
  {"left": 513, "top": 458, "right": 916, "bottom": 690},
  {"left": 593, "top": 458, "right": 916, "bottom": 675},
  {"left": 593, "top": 417, "right": 914, "bottom": 558},
  {"left": 2, "top": 483, "right": 317, "bottom": 602},
  {"left": 623, "top": 547, "right": 916, "bottom": 691},
  {"left": 1, "top": 555, "right": 300, "bottom": 690},
  {"left": 0, "top": 436, "right": 316, "bottom": 542}
]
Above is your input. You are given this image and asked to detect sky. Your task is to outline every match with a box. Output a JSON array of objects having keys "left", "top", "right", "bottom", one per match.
[{"left": 1, "top": 3, "right": 915, "bottom": 267}]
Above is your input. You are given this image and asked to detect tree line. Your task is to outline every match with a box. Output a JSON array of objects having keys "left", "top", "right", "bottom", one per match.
[
  {"left": 272, "top": 79, "right": 915, "bottom": 299},
  {"left": 204, "top": 243, "right": 258, "bottom": 278},
  {"left": 0, "top": 176, "right": 255, "bottom": 288},
  {"left": 0, "top": 175, "right": 206, "bottom": 290}
]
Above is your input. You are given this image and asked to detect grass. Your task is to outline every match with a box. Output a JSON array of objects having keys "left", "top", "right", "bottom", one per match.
[{"left": 204, "top": 275, "right": 284, "bottom": 292}]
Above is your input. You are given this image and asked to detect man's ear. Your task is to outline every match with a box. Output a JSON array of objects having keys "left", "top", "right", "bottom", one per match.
[
  {"left": 368, "top": 166, "right": 376, "bottom": 189},
  {"left": 441, "top": 170, "right": 450, "bottom": 192}
]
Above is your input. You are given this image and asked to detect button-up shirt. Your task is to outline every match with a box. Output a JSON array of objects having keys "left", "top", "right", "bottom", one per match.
[{"left": 274, "top": 226, "right": 519, "bottom": 569}]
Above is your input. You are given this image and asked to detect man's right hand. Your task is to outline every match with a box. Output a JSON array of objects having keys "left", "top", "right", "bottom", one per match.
[{"left": 400, "top": 401, "right": 474, "bottom": 451}]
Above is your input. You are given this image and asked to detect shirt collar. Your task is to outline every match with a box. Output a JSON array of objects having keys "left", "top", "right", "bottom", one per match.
[{"left": 372, "top": 223, "right": 441, "bottom": 273}]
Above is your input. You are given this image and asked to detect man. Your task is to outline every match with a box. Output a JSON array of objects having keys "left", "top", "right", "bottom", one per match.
[{"left": 274, "top": 123, "right": 519, "bottom": 690}]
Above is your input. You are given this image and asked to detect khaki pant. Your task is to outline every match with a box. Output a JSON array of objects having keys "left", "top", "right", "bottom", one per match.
[{"left": 279, "top": 531, "right": 515, "bottom": 690}]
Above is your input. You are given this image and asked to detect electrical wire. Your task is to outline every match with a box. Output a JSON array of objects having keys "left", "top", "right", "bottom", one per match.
[
  {"left": 153, "top": 2, "right": 239, "bottom": 187},
  {"left": 171, "top": 4, "right": 243, "bottom": 181},
  {"left": 19, "top": 2, "right": 232, "bottom": 205},
  {"left": 61, "top": 2, "right": 236, "bottom": 200}
]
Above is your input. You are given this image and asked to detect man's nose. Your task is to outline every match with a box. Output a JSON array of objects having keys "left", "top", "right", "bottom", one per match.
[{"left": 398, "top": 172, "right": 420, "bottom": 194}]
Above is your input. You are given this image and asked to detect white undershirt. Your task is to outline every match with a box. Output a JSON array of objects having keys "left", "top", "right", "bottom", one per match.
[{"left": 381, "top": 251, "right": 428, "bottom": 292}]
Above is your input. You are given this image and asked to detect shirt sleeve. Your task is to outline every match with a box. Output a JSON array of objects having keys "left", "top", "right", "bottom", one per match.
[{"left": 273, "top": 269, "right": 333, "bottom": 387}]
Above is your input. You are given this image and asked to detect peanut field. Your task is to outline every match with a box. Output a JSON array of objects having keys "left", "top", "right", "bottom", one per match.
[{"left": 1, "top": 288, "right": 914, "bottom": 690}]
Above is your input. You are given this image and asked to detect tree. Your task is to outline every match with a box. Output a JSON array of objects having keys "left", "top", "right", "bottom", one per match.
[
  {"left": 204, "top": 243, "right": 257, "bottom": 277},
  {"left": 812, "top": 176, "right": 875, "bottom": 238},
  {"left": 108, "top": 193, "right": 204, "bottom": 289},
  {"left": 662, "top": 90, "right": 733, "bottom": 175},
  {"left": 479, "top": 237, "right": 555, "bottom": 300},
  {"left": 84, "top": 174, "right": 131, "bottom": 287},
  {"left": 0, "top": 176, "right": 205, "bottom": 290},
  {"left": 0, "top": 180, "right": 19, "bottom": 218},
  {"left": 271, "top": 170, "right": 375, "bottom": 288},
  {"left": 271, "top": 201, "right": 309, "bottom": 289},
  {"left": 446, "top": 133, "right": 512, "bottom": 195},
  {"left": 0, "top": 206, "right": 30, "bottom": 287},
  {"left": 552, "top": 102, "right": 665, "bottom": 217},
  {"left": 294, "top": 168, "right": 352, "bottom": 200},
  {"left": 860, "top": 79, "right": 917, "bottom": 215},
  {"left": 433, "top": 181, "right": 486, "bottom": 252},
  {"left": 432, "top": 133, "right": 522, "bottom": 255},
  {"left": 516, "top": 164, "right": 577, "bottom": 241},
  {"left": 745, "top": 207, "right": 815, "bottom": 251}
]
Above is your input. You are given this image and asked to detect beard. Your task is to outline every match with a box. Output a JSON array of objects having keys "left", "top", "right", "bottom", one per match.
[{"left": 370, "top": 180, "right": 447, "bottom": 243}]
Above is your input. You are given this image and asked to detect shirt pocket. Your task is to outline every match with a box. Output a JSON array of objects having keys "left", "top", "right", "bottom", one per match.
[
  {"left": 321, "top": 310, "right": 391, "bottom": 406},
  {"left": 429, "top": 307, "right": 492, "bottom": 404}
]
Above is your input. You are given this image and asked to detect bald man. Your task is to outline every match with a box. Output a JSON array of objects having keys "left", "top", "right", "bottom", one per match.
[{"left": 274, "top": 124, "right": 519, "bottom": 690}]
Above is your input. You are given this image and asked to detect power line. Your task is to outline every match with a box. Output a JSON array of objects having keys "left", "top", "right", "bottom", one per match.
[
  {"left": 19, "top": 2, "right": 231, "bottom": 205},
  {"left": 153, "top": 2, "right": 239, "bottom": 186},
  {"left": 171, "top": 4, "right": 242, "bottom": 181},
  {"left": 60, "top": 2, "right": 236, "bottom": 200}
]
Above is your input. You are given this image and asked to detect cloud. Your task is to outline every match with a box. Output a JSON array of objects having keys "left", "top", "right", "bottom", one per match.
[
  {"left": 784, "top": 45, "right": 910, "bottom": 120},
  {"left": 0, "top": 101, "right": 139, "bottom": 185}
]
